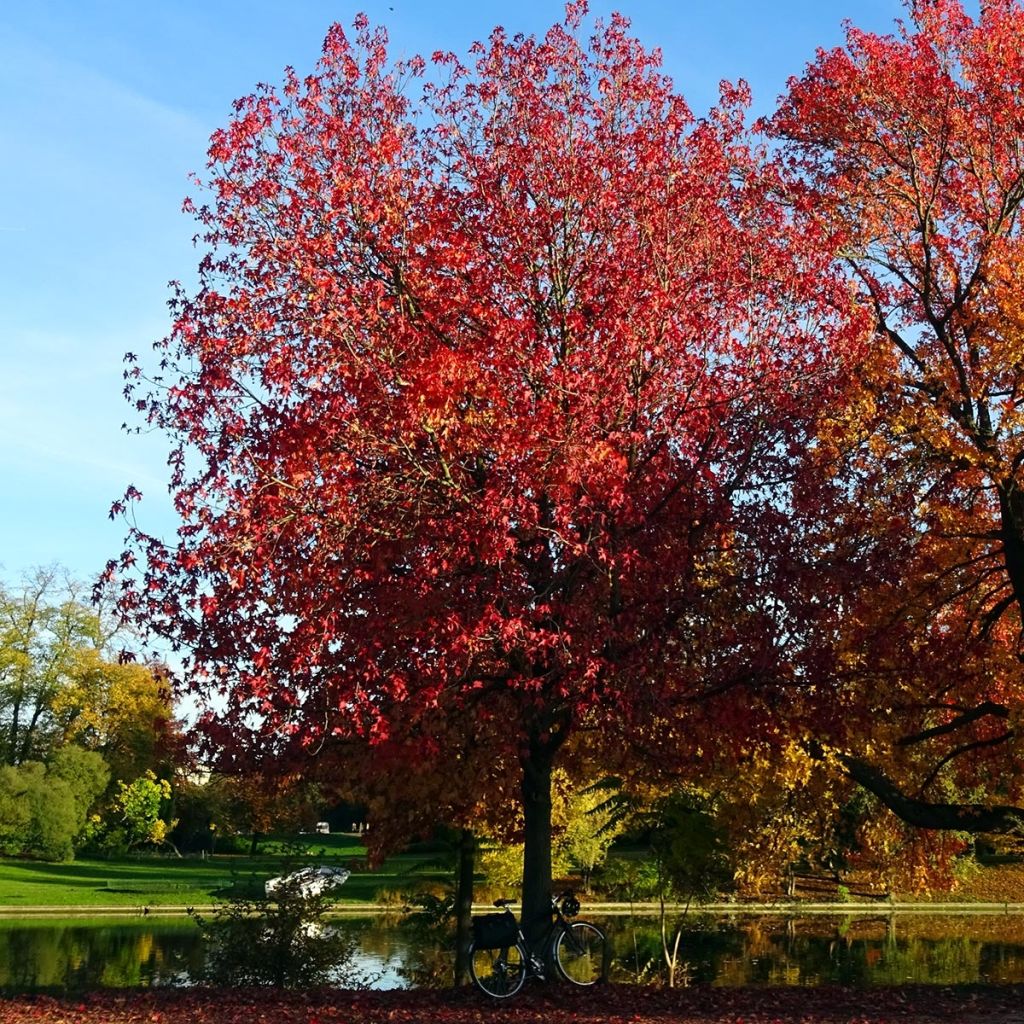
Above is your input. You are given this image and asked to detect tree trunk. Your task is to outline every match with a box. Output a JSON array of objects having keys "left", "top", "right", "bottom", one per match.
[
  {"left": 998, "top": 482, "right": 1024, "bottom": 617},
  {"left": 453, "top": 828, "right": 476, "bottom": 987},
  {"left": 520, "top": 743, "right": 554, "bottom": 948},
  {"left": 7, "top": 692, "right": 21, "bottom": 765},
  {"left": 661, "top": 895, "right": 690, "bottom": 988},
  {"left": 19, "top": 699, "right": 45, "bottom": 765}
]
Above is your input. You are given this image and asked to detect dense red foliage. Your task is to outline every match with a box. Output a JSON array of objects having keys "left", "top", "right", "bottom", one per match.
[
  {"left": 116, "top": 6, "right": 855, "bottom": 754},
  {"left": 2, "top": 985, "right": 1020, "bottom": 1024},
  {"left": 112, "top": 4, "right": 861, "bottom": 918}
]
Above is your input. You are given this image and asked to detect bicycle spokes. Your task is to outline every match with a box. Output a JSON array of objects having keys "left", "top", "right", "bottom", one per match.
[
  {"left": 554, "top": 922, "right": 606, "bottom": 985},
  {"left": 470, "top": 944, "right": 527, "bottom": 998}
]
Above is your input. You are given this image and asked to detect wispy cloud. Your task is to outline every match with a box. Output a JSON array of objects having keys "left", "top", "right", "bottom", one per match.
[{"left": 0, "top": 25, "right": 209, "bottom": 150}]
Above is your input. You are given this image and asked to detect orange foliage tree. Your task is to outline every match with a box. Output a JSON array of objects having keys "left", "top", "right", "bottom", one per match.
[{"left": 770, "top": 0, "right": 1024, "bottom": 846}]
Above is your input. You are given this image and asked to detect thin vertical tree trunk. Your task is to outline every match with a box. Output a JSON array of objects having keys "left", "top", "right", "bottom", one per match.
[
  {"left": 7, "top": 692, "right": 21, "bottom": 765},
  {"left": 453, "top": 828, "right": 476, "bottom": 986},
  {"left": 661, "top": 895, "right": 690, "bottom": 988}
]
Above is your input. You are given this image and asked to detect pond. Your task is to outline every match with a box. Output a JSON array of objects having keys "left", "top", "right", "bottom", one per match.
[{"left": 4, "top": 913, "right": 1024, "bottom": 992}]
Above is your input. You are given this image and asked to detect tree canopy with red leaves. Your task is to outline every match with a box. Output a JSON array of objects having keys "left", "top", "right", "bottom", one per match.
[{"left": 113, "top": 4, "right": 863, "bottom": 920}]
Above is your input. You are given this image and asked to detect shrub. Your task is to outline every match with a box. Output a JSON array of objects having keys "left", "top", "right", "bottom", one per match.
[{"left": 192, "top": 870, "right": 363, "bottom": 988}]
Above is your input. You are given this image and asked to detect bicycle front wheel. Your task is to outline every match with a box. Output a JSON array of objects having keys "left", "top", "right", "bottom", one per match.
[
  {"left": 553, "top": 921, "right": 606, "bottom": 986},
  {"left": 469, "top": 941, "right": 527, "bottom": 998}
]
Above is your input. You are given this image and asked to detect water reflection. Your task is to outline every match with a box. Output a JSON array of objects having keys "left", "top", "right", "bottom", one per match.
[
  {"left": 609, "top": 914, "right": 1024, "bottom": 987},
  {"left": 4, "top": 914, "right": 1024, "bottom": 993},
  {"left": 0, "top": 921, "right": 201, "bottom": 990}
]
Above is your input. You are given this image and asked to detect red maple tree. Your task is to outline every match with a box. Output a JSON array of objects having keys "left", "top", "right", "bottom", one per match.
[{"left": 113, "top": 5, "right": 859, "bottom": 924}]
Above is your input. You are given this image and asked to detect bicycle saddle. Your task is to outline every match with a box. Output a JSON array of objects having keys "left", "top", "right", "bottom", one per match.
[{"left": 493, "top": 898, "right": 516, "bottom": 908}]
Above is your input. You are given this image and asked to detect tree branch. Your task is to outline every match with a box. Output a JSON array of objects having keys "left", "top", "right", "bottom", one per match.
[
  {"left": 839, "top": 752, "right": 1024, "bottom": 834},
  {"left": 897, "top": 701, "right": 1010, "bottom": 747}
]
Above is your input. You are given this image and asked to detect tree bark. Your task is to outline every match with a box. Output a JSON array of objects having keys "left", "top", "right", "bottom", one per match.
[
  {"left": 520, "top": 741, "right": 554, "bottom": 948},
  {"left": 19, "top": 699, "right": 45, "bottom": 765},
  {"left": 998, "top": 482, "right": 1024, "bottom": 619},
  {"left": 453, "top": 828, "right": 475, "bottom": 987},
  {"left": 7, "top": 686, "right": 22, "bottom": 766},
  {"left": 841, "top": 754, "right": 1024, "bottom": 833}
]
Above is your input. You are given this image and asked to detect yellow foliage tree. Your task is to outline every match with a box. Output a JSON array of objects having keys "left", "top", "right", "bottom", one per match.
[{"left": 51, "top": 652, "right": 173, "bottom": 784}]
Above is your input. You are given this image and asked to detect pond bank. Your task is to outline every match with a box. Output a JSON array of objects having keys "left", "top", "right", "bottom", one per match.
[
  {"left": 1, "top": 985, "right": 1021, "bottom": 1023},
  {"left": 5, "top": 900, "right": 1024, "bottom": 919}
]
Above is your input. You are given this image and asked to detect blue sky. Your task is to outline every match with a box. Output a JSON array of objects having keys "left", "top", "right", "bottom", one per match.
[{"left": 1, "top": 0, "right": 905, "bottom": 586}]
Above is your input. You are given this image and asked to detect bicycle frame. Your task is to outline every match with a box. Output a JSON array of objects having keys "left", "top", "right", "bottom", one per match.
[
  {"left": 494, "top": 896, "right": 578, "bottom": 975},
  {"left": 469, "top": 890, "right": 606, "bottom": 997}
]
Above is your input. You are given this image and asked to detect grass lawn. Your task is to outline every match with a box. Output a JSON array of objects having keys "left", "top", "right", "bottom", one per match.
[
  {"left": 0, "top": 834, "right": 446, "bottom": 908},
  {"left": 7, "top": 835, "right": 1024, "bottom": 911}
]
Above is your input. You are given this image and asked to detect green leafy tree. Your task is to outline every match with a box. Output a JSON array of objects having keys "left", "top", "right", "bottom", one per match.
[
  {"left": 89, "top": 770, "right": 179, "bottom": 856},
  {"left": 0, "top": 569, "right": 181, "bottom": 860},
  {"left": 115, "top": 771, "right": 177, "bottom": 852},
  {"left": 169, "top": 776, "right": 235, "bottom": 853},
  {"left": 647, "top": 791, "right": 733, "bottom": 987},
  {"left": 0, "top": 569, "right": 173, "bottom": 785},
  {"left": 561, "top": 780, "right": 627, "bottom": 893},
  {"left": 45, "top": 745, "right": 111, "bottom": 856},
  {"left": 0, "top": 759, "right": 96, "bottom": 860},
  {"left": 0, "top": 766, "right": 31, "bottom": 854},
  {"left": 50, "top": 652, "right": 173, "bottom": 786},
  {"left": 47, "top": 744, "right": 110, "bottom": 821}
]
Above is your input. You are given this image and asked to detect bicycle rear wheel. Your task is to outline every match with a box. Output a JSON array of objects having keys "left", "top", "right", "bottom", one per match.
[
  {"left": 469, "top": 941, "right": 527, "bottom": 997},
  {"left": 553, "top": 921, "right": 606, "bottom": 985}
]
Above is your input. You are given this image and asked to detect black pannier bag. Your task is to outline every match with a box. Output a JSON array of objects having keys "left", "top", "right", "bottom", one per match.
[{"left": 472, "top": 912, "right": 518, "bottom": 949}]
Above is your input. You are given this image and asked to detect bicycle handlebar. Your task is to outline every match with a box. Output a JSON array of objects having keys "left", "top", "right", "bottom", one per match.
[{"left": 491, "top": 890, "right": 577, "bottom": 912}]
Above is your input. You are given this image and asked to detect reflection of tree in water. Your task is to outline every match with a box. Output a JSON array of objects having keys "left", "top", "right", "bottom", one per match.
[
  {"left": 738, "top": 918, "right": 980, "bottom": 987},
  {"left": 981, "top": 942, "right": 1024, "bottom": 983},
  {"left": 336, "top": 917, "right": 424, "bottom": 988},
  {"left": 607, "top": 917, "right": 743, "bottom": 986},
  {"left": 0, "top": 923, "right": 201, "bottom": 991},
  {"left": 3, "top": 916, "right": 1024, "bottom": 991},
  {"left": 869, "top": 937, "right": 981, "bottom": 986},
  {"left": 598, "top": 915, "right": 1024, "bottom": 988},
  {"left": 389, "top": 914, "right": 456, "bottom": 988}
]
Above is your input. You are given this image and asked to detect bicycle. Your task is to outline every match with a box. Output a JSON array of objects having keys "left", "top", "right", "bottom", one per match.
[{"left": 468, "top": 890, "right": 607, "bottom": 998}]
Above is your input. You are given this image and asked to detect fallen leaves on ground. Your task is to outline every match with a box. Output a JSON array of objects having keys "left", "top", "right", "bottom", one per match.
[{"left": 0, "top": 985, "right": 1021, "bottom": 1024}]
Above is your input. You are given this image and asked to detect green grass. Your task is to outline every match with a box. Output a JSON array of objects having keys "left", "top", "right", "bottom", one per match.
[{"left": 0, "top": 833, "right": 446, "bottom": 908}]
